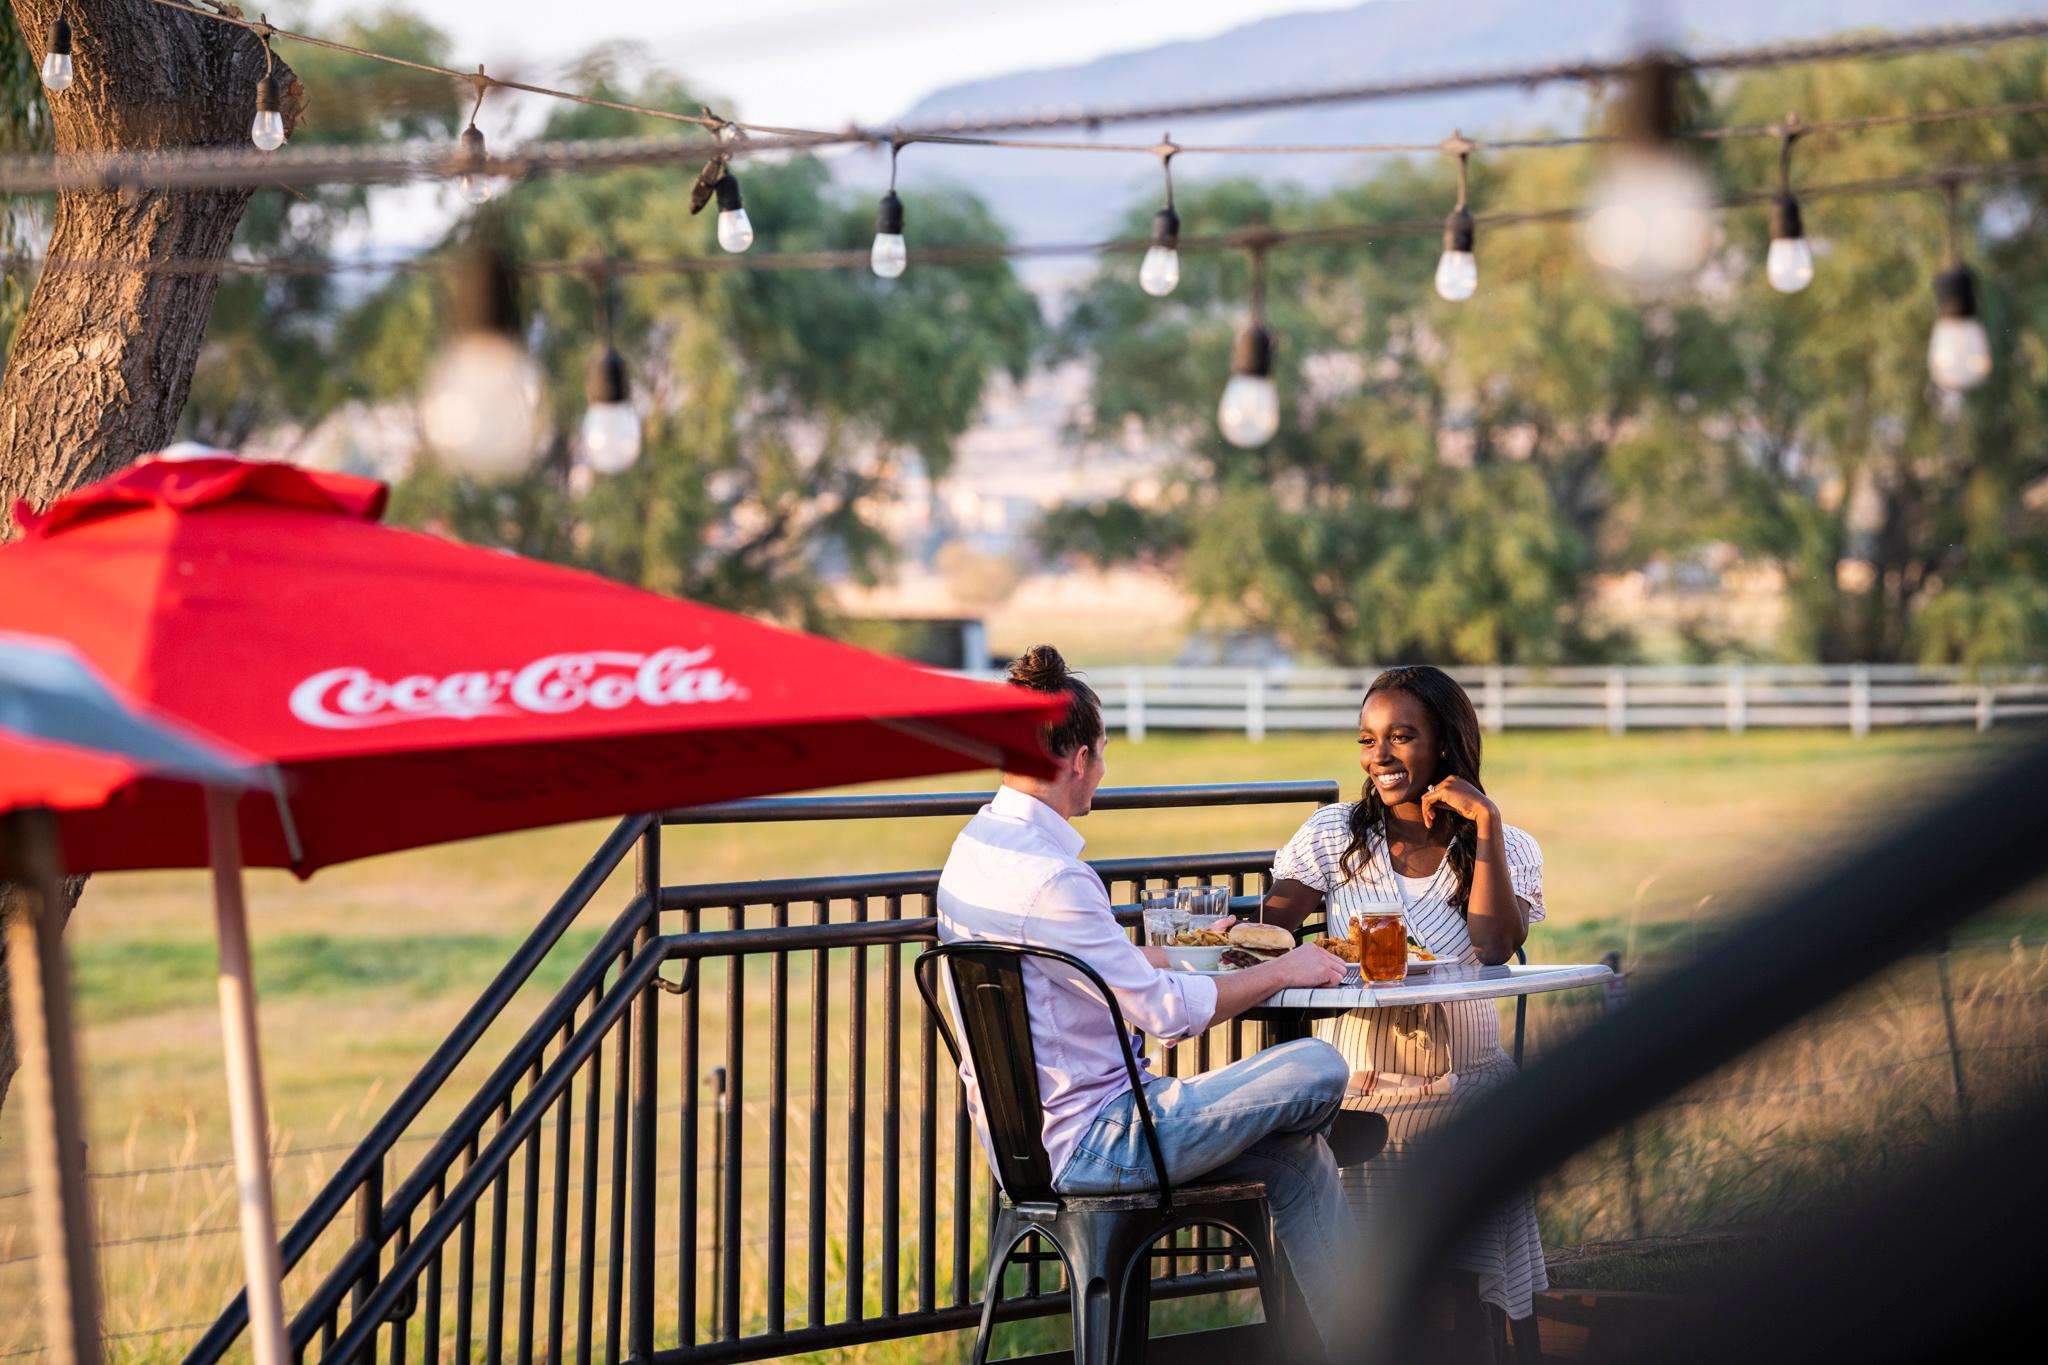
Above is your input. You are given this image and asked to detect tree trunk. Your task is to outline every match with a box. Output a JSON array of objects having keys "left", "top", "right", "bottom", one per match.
[{"left": 0, "top": 0, "right": 296, "bottom": 1113}]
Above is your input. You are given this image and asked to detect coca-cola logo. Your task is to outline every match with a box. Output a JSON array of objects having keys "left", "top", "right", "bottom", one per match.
[{"left": 288, "top": 648, "right": 745, "bottom": 730}]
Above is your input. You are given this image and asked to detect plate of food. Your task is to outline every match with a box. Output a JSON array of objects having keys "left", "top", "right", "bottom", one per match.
[{"left": 1177, "top": 922, "right": 1294, "bottom": 973}]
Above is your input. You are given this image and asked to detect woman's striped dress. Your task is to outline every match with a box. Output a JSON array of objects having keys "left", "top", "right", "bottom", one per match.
[{"left": 1272, "top": 801, "right": 1550, "bottom": 1319}]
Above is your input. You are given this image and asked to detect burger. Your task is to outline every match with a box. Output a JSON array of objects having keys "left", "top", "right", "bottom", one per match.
[{"left": 1219, "top": 921, "right": 1295, "bottom": 971}]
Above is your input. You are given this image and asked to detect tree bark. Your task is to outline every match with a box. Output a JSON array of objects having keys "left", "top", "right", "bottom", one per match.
[{"left": 0, "top": 0, "right": 297, "bottom": 1113}]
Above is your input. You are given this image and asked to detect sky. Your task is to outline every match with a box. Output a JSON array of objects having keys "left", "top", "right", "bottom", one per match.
[{"left": 303, "top": 0, "right": 1369, "bottom": 131}]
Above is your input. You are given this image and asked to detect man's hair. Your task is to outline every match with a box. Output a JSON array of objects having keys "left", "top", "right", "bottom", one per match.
[{"left": 1006, "top": 644, "right": 1104, "bottom": 759}]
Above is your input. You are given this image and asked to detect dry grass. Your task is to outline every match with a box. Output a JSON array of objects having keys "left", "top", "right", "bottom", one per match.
[{"left": 0, "top": 726, "right": 2039, "bottom": 1361}]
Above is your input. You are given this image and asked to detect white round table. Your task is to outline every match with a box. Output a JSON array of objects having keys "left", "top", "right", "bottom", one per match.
[{"left": 1246, "top": 961, "right": 1614, "bottom": 1044}]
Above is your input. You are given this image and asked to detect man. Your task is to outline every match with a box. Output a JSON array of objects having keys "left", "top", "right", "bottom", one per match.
[{"left": 935, "top": 644, "right": 1364, "bottom": 1353}]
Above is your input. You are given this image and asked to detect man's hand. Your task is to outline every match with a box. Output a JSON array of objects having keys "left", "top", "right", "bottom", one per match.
[{"left": 1271, "top": 943, "right": 1347, "bottom": 989}]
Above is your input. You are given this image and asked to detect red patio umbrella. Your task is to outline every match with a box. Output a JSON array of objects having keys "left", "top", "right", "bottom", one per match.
[
  {"left": 0, "top": 456, "right": 1059, "bottom": 871},
  {"left": 0, "top": 455, "right": 1063, "bottom": 1365}
]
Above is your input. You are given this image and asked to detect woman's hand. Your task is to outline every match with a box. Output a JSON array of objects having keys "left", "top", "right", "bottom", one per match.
[{"left": 1420, "top": 775, "right": 1498, "bottom": 830}]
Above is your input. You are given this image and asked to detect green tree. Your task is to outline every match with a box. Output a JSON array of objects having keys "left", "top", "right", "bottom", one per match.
[{"left": 1694, "top": 46, "right": 2048, "bottom": 665}]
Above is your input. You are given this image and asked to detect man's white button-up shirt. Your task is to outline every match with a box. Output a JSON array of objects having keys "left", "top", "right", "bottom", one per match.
[{"left": 934, "top": 784, "right": 1219, "bottom": 1180}]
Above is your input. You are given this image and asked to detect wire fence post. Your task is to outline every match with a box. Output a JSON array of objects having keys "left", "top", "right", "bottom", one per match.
[
  {"left": 707, "top": 1067, "right": 727, "bottom": 1320},
  {"left": 1601, "top": 952, "right": 1645, "bottom": 1239},
  {"left": 1933, "top": 934, "right": 1973, "bottom": 1139}
]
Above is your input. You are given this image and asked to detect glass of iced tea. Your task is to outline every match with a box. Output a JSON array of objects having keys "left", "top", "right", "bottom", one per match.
[{"left": 1354, "top": 903, "right": 1407, "bottom": 983}]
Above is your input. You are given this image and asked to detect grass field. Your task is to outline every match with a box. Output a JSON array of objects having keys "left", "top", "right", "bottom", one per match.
[{"left": 2, "top": 726, "right": 2042, "bottom": 1360}]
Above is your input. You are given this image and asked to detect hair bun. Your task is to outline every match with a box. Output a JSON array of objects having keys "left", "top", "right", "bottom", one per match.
[{"left": 1007, "top": 644, "right": 1070, "bottom": 692}]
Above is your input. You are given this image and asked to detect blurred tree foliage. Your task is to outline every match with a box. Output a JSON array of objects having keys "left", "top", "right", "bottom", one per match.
[
  {"left": 357, "top": 50, "right": 1036, "bottom": 627},
  {"left": 1054, "top": 48, "right": 2048, "bottom": 666},
  {"left": 179, "top": 9, "right": 468, "bottom": 445}
]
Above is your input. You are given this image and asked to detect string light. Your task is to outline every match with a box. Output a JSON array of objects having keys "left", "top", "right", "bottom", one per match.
[
  {"left": 872, "top": 141, "right": 906, "bottom": 279},
  {"left": 579, "top": 268, "right": 642, "bottom": 475},
  {"left": 1218, "top": 244, "right": 1279, "bottom": 448},
  {"left": 1766, "top": 120, "right": 1814, "bottom": 293},
  {"left": 40, "top": 17, "right": 73, "bottom": 93},
  {"left": 419, "top": 240, "right": 544, "bottom": 478},
  {"left": 1929, "top": 181, "right": 1992, "bottom": 392},
  {"left": 1435, "top": 135, "right": 1478, "bottom": 302},
  {"left": 457, "top": 70, "right": 493, "bottom": 205},
  {"left": 1139, "top": 138, "right": 1181, "bottom": 297},
  {"left": 1583, "top": 55, "right": 1714, "bottom": 293},
  {"left": 714, "top": 169, "right": 754, "bottom": 254},
  {"left": 250, "top": 34, "right": 286, "bottom": 152}
]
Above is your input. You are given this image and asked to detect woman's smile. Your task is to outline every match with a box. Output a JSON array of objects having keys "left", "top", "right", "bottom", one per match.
[{"left": 1370, "top": 766, "right": 1414, "bottom": 797}]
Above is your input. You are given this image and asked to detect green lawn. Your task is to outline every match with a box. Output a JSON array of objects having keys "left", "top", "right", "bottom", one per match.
[{"left": 2, "top": 725, "right": 2039, "bottom": 1359}]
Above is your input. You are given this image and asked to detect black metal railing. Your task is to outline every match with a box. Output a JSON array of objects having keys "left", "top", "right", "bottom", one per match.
[{"left": 185, "top": 780, "right": 1345, "bottom": 1365}]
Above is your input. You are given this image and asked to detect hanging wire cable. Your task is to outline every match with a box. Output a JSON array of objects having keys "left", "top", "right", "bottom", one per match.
[
  {"left": 17, "top": 11, "right": 2041, "bottom": 197},
  {"left": 6, "top": 89, "right": 2048, "bottom": 198},
  {"left": 8, "top": 153, "right": 2044, "bottom": 284}
]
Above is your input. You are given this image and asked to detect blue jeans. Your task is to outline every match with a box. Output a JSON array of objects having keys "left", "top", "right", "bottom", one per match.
[{"left": 1053, "top": 1038, "right": 1360, "bottom": 1350}]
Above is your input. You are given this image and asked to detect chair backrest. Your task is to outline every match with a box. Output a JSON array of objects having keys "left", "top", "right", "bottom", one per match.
[{"left": 913, "top": 941, "right": 1172, "bottom": 1209}]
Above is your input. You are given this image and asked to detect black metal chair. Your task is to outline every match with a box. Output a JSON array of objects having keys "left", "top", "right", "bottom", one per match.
[{"left": 912, "top": 941, "right": 1290, "bottom": 1365}]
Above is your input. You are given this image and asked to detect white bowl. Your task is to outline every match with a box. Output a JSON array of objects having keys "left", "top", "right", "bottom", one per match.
[{"left": 1162, "top": 945, "right": 1229, "bottom": 973}]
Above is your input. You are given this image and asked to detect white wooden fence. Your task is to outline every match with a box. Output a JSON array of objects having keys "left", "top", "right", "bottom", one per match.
[{"left": 968, "top": 664, "right": 2048, "bottom": 739}]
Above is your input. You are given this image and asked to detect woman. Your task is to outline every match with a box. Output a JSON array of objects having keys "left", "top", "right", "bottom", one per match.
[{"left": 1262, "top": 664, "right": 1549, "bottom": 1335}]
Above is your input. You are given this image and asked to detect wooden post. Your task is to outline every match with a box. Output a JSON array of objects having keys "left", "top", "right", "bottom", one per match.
[
  {"left": 1, "top": 809, "right": 105, "bottom": 1365},
  {"left": 1483, "top": 665, "right": 1506, "bottom": 734},
  {"left": 206, "top": 789, "right": 291, "bottom": 1365},
  {"left": 1246, "top": 670, "right": 1267, "bottom": 742},
  {"left": 1726, "top": 666, "right": 1747, "bottom": 735},
  {"left": 1605, "top": 668, "right": 1627, "bottom": 737},
  {"left": 1976, "top": 684, "right": 1995, "bottom": 732},
  {"left": 1849, "top": 665, "right": 1872, "bottom": 738},
  {"left": 1126, "top": 667, "right": 1147, "bottom": 743}
]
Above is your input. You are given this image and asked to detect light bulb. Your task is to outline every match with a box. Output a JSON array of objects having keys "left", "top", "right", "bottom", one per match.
[
  {"left": 457, "top": 125, "right": 492, "bottom": 205},
  {"left": 1929, "top": 265, "right": 1992, "bottom": 392},
  {"left": 1217, "top": 322, "right": 1279, "bottom": 448},
  {"left": 1434, "top": 251, "right": 1478, "bottom": 301},
  {"left": 580, "top": 403, "right": 642, "bottom": 474},
  {"left": 1218, "top": 375, "right": 1279, "bottom": 449},
  {"left": 420, "top": 333, "right": 544, "bottom": 478},
  {"left": 1435, "top": 205, "right": 1477, "bottom": 301},
  {"left": 580, "top": 346, "right": 642, "bottom": 473},
  {"left": 1765, "top": 237, "right": 1813, "bottom": 294},
  {"left": 1139, "top": 246, "right": 1180, "bottom": 297},
  {"left": 1765, "top": 194, "right": 1812, "bottom": 293},
  {"left": 250, "top": 75, "right": 285, "bottom": 151},
  {"left": 40, "top": 19, "right": 72, "bottom": 92},
  {"left": 1141, "top": 205, "right": 1181, "bottom": 297},
  {"left": 714, "top": 172, "right": 753, "bottom": 253},
  {"left": 872, "top": 190, "right": 906, "bottom": 278},
  {"left": 717, "top": 209, "right": 753, "bottom": 253},
  {"left": 1583, "top": 148, "right": 1713, "bottom": 292}
]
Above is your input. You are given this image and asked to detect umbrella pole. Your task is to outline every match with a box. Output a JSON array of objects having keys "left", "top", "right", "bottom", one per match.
[
  {"left": 1, "top": 809, "right": 104, "bottom": 1365},
  {"left": 205, "top": 788, "right": 291, "bottom": 1365}
]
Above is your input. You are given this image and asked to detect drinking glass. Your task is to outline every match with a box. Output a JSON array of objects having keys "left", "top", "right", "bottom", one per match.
[
  {"left": 1142, "top": 889, "right": 1185, "bottom": 946},
  {"left": 1359, "top": 906, "right": 1407, "bottom": 983}
]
